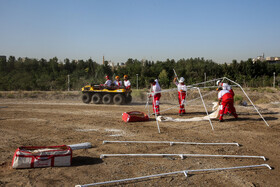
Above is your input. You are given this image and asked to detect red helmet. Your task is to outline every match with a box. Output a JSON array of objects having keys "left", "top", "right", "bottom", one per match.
[{"left": 105, "top": 75, "right": 109, "bottom": 79}]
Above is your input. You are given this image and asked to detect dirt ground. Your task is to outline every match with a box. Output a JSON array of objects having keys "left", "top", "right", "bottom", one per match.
[{"left": 0, "top": 90, "right": 279, "bottom": 187}]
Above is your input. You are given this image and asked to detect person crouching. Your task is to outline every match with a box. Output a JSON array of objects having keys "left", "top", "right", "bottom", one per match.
[{"left": 217, "top": 87, "right": 238, "bottom": 122}]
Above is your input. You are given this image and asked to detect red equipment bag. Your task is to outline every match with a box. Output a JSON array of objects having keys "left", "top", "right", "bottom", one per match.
[
  {"left": 122, "top": 111, "right": 149, "bottom": 122},
  {"left": 12, "top": 145, "right": 72, "bottom": 169}
]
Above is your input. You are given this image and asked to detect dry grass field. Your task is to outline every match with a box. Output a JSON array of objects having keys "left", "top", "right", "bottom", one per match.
[{"left": 0, "top": 89, "right": 279, "bottom": 187}]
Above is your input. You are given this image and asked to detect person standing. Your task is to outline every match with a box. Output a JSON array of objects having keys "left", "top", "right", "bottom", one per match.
[
  {"left": 149, "top": 79, "right": 161, "bottom": 115},
  {"left": 114, "top": 76, "right": 122, "bottom": 88},
  {"left": 173, "top": 77, "right": 187, "bottom": 115},
  {"left": 123, "top": 75, "right": 131, "bottom": 90},
  {"left": 217, "top": 87, "right": 238, "bottom": 122}
]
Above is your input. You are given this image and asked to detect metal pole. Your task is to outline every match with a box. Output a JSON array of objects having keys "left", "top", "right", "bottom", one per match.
[
  {"left": 100, "top": 153, "right": 266, "bottom": 160},
  {"left": 75, "top": 164, "right": 272, "bottom": 187},
  {"left": 273, "top": 72, "right": 275, "bottom": 88},
  {"left": 103, "top": 140, "right": 240, "bottom": 146},
  {"left": 196, "top": 87, "right": 214, "bottom": 130},
  {"left": 204, "top": 72, "right": 206, "bottom": 87},
  {"left": 223, "top": 77, "right": 269, "bottom": 127},
  {"left": 136, "top": 74, "right": 139, "bottom": 90},
  {"left": 68, "top": 142, "right": 92, "bottom": 150},
  {"left": 67, "top": 74, "right": 70, "bottom": 91}
]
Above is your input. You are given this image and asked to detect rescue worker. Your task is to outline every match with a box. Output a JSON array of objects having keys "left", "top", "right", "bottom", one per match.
[
  {"left": 173, "top": 77, "right": 187, "bottom": 115},
  {"left": 216, "top": 80, "right": 234, "bottom": 96},
  {"left": 217, "top": 80, "right": 235, "bottom": 115},
  {"left": 114, "top": 76, "right": 122, "bottom": 88},
  {"left": 123, "top": 75, "right": 131, "bottom": 90},
  {"left": 104, "top": 75, "right": 112, "bottom": 87},
  {"left": 149, "top": 79, "right": 161, "bottom": 115},
  {"left": 217, "top": 87, "right": 238, "bottom": 122}
]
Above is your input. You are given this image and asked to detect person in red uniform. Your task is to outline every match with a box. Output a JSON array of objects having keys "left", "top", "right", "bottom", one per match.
[
  {"left": 216, "top": 80, "right": 234, "bottom": 96},
  {"left": 173, "top": 77, "right": 187, "bottom": 115},
  {"left": 218, "top": 87, "right": 238, "bottom": 122},
  {"left": 150, "top": 79, "right": 161, "bottom": 115},
  {"left": 217, "top": 80, "right": 235, "bottom": 115}
]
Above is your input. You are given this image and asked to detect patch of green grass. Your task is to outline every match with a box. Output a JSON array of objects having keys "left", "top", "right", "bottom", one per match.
[
  {"left": 23, "top": 93, "right": 29, "bottom": 98},
  {"left": 250, "top": 88, "right": 259, "bottom": 92},
  {"left": 265, "top": 88, "right": 275, "bottom": 93},
  {"left": 255, "top": 98, "right": 270, "bottom": 104},
  {"left": 7, "top": 93, "right": 15, "bottom": 98},
  {"left": 28, "top": 93, "right": 38, "bottom": 98},
  {"left": 54, "top": 91, "right": 63, "bottom": 95},
  {"left": 234, "top": 95, "right": 243, "bottom": 101},
  {"left": 131, "top": 89, "right": 146, "bottom": 100},
  {"left": 234, "top": 95, "right": 243, "bottom": 105}
]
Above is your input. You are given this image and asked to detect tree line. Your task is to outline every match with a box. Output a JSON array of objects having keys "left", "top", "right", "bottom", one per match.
[{"left": 0, "top": 56, "right": 279, "bottom": 91}]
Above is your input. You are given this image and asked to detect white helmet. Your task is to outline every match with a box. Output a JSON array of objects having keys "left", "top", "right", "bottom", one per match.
[
  {"left": 216, "top": 80, "right": 221, "bottom": 86},
  {"left": 179, "top": 77, "right": 185, "bottom": 83}
]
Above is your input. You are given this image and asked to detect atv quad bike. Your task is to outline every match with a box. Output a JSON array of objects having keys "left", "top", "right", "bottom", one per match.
[{"left": 81, "top": 84, "right": 132, "bottom": 105}]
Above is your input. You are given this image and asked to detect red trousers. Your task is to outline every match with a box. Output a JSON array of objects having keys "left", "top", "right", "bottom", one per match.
[
  {"left": 219, "top": 99, "right": 238, "bottom": 120},
  {"left": 152, "top": 93, "right": 161, "bottom": 115},
  {"left": 178, "top": 91, "right": 186, "bottom": 114},
  {"left": 224, "top": 89, "right": 235, "bottom": 114}
]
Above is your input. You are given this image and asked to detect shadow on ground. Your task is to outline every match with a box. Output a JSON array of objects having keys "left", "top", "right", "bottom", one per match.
[{"left": 72, "top": 156, "right": 103, "bottom": 166}]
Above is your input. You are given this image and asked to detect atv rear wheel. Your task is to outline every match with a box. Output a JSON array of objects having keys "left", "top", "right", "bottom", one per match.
[
  {"left": 102, "top": 94, "right": 112, "bottom": 104},
  {"left": 92, "top": 93, "right": 102, "bottom": 104},
  {"left": 113, "top": 94, "right": 124, "bottom": 105},
  {"left": 125, "top": 95, "right": 132, "bottom": 104},
  {"left": 82, "top": 93, "right": 91, "bottom": 104}
]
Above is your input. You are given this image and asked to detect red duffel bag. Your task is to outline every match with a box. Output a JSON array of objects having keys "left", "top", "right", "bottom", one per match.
[{"left": 122, "top": 111, "right": 149, "bottom": 122}]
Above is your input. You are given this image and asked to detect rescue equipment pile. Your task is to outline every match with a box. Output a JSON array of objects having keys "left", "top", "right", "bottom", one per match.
[
  {"left": 12, "top": 143, "right": 92, "bottom": 169},
  {"left": 122, "top": 111, "right": 149, "bottom": 122}
]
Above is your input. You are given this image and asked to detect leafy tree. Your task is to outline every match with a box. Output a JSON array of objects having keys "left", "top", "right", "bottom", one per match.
[{"left": 158, "top": 69, "right": 169, "bottom": 88}]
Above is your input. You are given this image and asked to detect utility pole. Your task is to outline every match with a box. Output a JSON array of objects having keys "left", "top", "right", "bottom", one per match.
[
  {"left": 204, "top": 72, "right": 206, "bottom": 87},
  {"left": 136, "top": 74, "right": 139, "bottom": 90},
  {"left": 67, "top": 74, "right": 70, "bottom": 91},
  {"left": 273, "top": 72, "right": 275, "bottom": 88}
]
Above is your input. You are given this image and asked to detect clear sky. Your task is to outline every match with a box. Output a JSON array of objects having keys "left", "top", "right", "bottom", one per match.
[{"left": 1, "top": 0, "right": 279, "bottom": 64}]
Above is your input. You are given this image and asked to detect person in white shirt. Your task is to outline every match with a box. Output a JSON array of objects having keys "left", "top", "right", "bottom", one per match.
[
  {"left": 114, "top": 76, "right": 122, "bottom": 88},
  {"left": 123, "top": 75, "right": 131, "bottom": 90},
  {"left": 216, "top": 80, "right": 234, "bottom": 96},
  {"left": 216, "top": 80, "right": 235, "bottom": 115},
  {"left": 149, "top": 79, "right": 161, "bottom": 115},
  {"left": 217, "top": 87, "right": 238, "bottom": 122},
  {"left": 173, "top": 77, "right": 187, "bottom": 115},
  {"left": 104, "top": 75, "right": 112, "bottom": 87}
]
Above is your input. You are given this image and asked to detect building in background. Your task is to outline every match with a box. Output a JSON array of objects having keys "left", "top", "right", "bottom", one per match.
[{"left": 253, "top": 53, "right": 280, "bottom": 63}]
